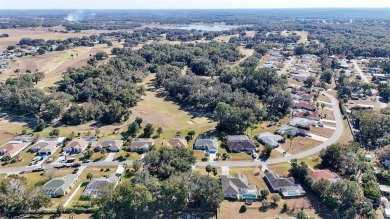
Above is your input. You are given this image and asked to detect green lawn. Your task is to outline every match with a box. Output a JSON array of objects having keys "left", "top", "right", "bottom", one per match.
[{"left": 21, "top": 168, "right": 74, "bottom": 188}]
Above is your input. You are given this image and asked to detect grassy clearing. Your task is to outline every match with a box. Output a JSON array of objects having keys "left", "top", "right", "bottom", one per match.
[
  {"left": 229, "top": 167, "right": 267, "bottom": 192},
  {"left": 295, "top": 31, "right": 309, "bottom": 44},
  {"left": 310, "top": 127, "right": 335, "bottom": 138},
  {"left": 20, "top": 168, "right": 74, "bottom": 188},
  {"left": 280, "top": 137, "right": 321, "bottom": 155},
  {"left": 113, "top": 150, "right": 142, "bottom": 161},
  {"left": 338, "top": 119, "right": 354, "bottom": 145},
  {"left": 267, "top": 162, "right": 291, "bottom": 177},
  {"left": 53, "top": 49, "right": 81, "bottom": 63},
  {"left": 245, "top": 31, "right": 256, "bottom": 37},
  {"left": 298, "top": 153, "right": 322, "bottom": 168},
  {"left": 194, "top": 167, "right": 221, "bottom": 178}
]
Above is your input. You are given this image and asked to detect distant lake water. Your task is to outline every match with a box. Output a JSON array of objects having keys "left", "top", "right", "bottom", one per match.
[{"left": 164, "top": 25, "right": 234, "bottom": 31}]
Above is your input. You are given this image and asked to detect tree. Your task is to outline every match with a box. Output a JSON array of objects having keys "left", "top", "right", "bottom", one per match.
[
  {"left": 239, "top": 205, "right": 247, "bottom": 213},
  {"left": 260, "top": 189, "right": 269, "bottom": 199},
  {"left": 21, "top": 129, "right": 27, "bottom": 135},
  {"left": 320, "top": 69, "right": 333, "bottom": 84},
  {"left": 95, "top": 51, "right": 108, "bottom": 61},
  {"left": 363, "top": 180, "right": 381, "bottom": 207},
  {"left": 49, "top": 129, "right": 60, "bottom": 136},
  {"left": 156, "top": 127, "right": 163, "bottom": 136},
  {"left": 143, "top": 123, "right": 154, "bottom": 138},
  {"left": 190, "top": 174, "right": 224, "bottom": 211},
  {"left": 261, "top": 145, "right": 273, "bottom": 158},
  {"left": 86, "top": 173, "right": 94, "bottom": 181},
  {"left": 271, "top": 193, "right": 281, "bottom": 204},
  {"left": 304, "top": 76, "right": 316, "bottom": 88},
  {"left": 205, "top": 165, "right": 212, "bottom": 175},
  {"left": 320, "top": 103, "right": 325, "bottom": 114},
  {"left": 127, "top": 122, "right": 140, "bottom": 138},
  {"left": 37, "top": 47, "right": 45, "bottom": 55},
  {"left": 56, "top": 204, "right": 65, "bottom": 216},
  {"left": 296, "top": 211, "right": 314, "bottom": 219},
  {"left": 133, "top": 160, "right": 141, "bottom": 173},
  {"left": 35, "top": 119, "right": 46, "bottom": 132},
  {"left": 33, "top": 72, "right": 45, "bottom": 84}
]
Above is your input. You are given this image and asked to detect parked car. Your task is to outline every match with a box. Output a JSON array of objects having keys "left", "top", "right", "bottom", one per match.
[
  {"left": 32, "top": 167, "right": 45, "bottom": 172},
  {"left": 66, "top": 158, "right": 75, "bottom": 163},
  {"left": 82, "top": 159, "right": 90, "bottom": 163},
  {"left": 72, "top": 162, "right": 81, "bottom": 167},
  {"left": 72, "top": 168, "right": 79, "bottom": 174},
  {"left": 318, "top": 122, "right": 324, "bottom": 127}
]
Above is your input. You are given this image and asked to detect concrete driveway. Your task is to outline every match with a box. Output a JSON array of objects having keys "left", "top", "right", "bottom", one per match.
[{"left": 104, "top": 152, "right": 116, "bottom": 162}]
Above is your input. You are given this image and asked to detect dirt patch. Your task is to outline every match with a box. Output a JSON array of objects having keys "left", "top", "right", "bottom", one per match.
[
  {"left": 294, "top": 31, "right": 309, "bottom": 44},
  {"left": 246, "top": 31, "right": 256, "bottom": 37},
  {"left": 310, "top": 127, "right": 334, "bottom": 138}
]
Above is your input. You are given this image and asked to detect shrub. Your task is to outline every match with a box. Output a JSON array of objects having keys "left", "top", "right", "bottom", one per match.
[{"left": 239, "top": 205, "right": 247, "bottom": 213}]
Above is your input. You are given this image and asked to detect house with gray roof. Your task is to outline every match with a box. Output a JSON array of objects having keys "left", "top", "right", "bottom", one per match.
[
  {"left": 194, "top": 137, "right": 218, "bottom": 153},
  {"left": 43, "top": 174, "right": 78, "bottom": 197},
  {"left": 264, "top": 171, "right": 306, "bottom": 198},
  {"left": 95, "top": 140, "right": 124, "bottom": 152},
  {"left": 276, "top": 126, "right": 309, "bottom": 138},
  {"left": 130, "top": 138, "right": 154, "bottom": 153},
  {"left": 82, "top": 166, "right": 124, "bottom": 198},
  {"left": 226, "top": 135, "right": 256, "bottom": 153},
  {"left": 255, "top": 132, "right": 284, "bottom": 148},
  {"left": 221, "top": 174, "right": 258, "bottom": 200}
]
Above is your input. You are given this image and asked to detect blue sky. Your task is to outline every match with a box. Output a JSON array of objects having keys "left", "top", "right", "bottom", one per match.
[{"left": 1, "top": 0, "right": 390, "bottom": 9}]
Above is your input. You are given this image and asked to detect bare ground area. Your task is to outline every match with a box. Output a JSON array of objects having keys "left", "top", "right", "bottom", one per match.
[{"left": 280, "top": 137, "right": 322, "bottom": 155}]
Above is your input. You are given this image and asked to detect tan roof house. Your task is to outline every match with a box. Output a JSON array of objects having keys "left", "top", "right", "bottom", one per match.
[
  {"left": 131, "top": 138, "right": 154, "bottom": 153},
  {"left": 164, "top": 137, "right": 187, "bottom": 148},
  {"left": 95, "top": 140, "right": 124, "bottom": 152},
  {"left": 0, "top": 142, "right": 31, "bottom": 159},
  {"left": 63, "top": 138, "right": 89, "bottom": 154}
]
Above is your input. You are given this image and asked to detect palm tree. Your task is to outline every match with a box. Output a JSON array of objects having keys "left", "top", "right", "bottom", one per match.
[
  {"left": 321, "top": 103, "right": 326, "bottom": 115},
  {"left": 86, "top": 172, "right": 93, "bottom": 181},
  {"left": 216, "top": 152, "right": 221, "bottom": 159}
]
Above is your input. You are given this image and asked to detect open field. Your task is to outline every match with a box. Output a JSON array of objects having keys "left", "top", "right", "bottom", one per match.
[
  {"left": 280, "top": 137, "right": 322, "bottom": 155},
  {"left": 245, "top": 31, "right": 256, "bottom": 37},
  {"left": 295, "top": 31, "right": 309, "bottom": 44},
  {"left": 0, "top": 28, "right": 113, "bottom": 51},
  {"left": 229, "top": 47, "right": 254, "bottom": 67}
]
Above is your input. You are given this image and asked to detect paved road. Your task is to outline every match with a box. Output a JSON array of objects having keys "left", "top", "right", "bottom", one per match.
[
  {"left": 0, "top": 94, "right": 343, "bottom": 173},
  {"left": 352, "top": 60, "right": 369, "bottom": 83},
  {"left": 278, "top": 57, "right": 295, "bottom": 76}
]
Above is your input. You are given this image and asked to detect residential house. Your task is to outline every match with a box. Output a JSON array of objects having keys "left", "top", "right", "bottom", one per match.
[
  {"left": 130, "top": 139, "right": 154, "bottom": 153},
  {"left": 292, "top": 93, "right": 313, "bottom": 102},
  {"left": 63, "top": 138, "right": 89, "bottom": 154},
  {"left": 294, "top": 101, "right": 316, "bottom": 112},
  {"left": 0, "top": 142, "right": 30, "bottom": 159},
  {"left": 95, "top": 140, "right": 124, "bottom": 152},
  {"left": 163, "top": 137, "right": 187, "bottom": 148},
  {"left": 0, "top": 136, "right": 35, "bottom": 159},
  {"left": 264, "top": 171, "right": 306, "bottom": 198},
  {"left": 226, "top": 135, "right": 256, "bottom": 152},
  {"left": 30, "top": 137, "right": 65, "bottom": 155},
  {"left": 288, "top": 117, "right": 317, "bottom": 130},
  {"left": 293, "top": 110, "right": 320, "bottom": 121},
  {"left": 276, "top": 126, "right": 309, "bottom": 138},
  {"left": 255, "top": 132, "right": 284, "bottom": 148},
  {"left": 308, "top": 167, "right": 338, "bottom": 182},
  {"left": 292, "top": 72, "right": 312, "bottom": 82},
  {"left": 43, "top": 174, "right": 78, "bottom": 197},
  {"left": 82, "top": 166, "right": 124, "bottom": 198},
  {"left": 194, "top": 137, "right": 218, "bottom": 153},
  {"left": 221, "top": 174, "right": 258, "bottom": 200}
]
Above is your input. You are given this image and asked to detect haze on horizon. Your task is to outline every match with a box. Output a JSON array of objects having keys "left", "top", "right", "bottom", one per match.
[{"left": 1, "top": 0, "right": 390, "bottom": 10}]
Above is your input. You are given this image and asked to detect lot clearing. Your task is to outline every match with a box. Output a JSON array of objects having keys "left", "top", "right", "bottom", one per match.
[{"left": 280, "top": 137, "right": 322, "bottom": 155}]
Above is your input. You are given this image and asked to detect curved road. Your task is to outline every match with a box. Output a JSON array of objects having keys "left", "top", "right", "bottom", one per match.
[{"left": 0, "top": 93, "right": 343, "bottom": 173}]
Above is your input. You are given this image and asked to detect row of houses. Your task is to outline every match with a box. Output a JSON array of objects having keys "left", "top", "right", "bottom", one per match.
[
  {"left": 221, "top": 167, "right": 338, "bottom": 200},
  {"left": 292, "top": 54, "right": 317, "bottom": 82},
  {"left": 0, "top": 136, "right": 35, "bottom": 160}
]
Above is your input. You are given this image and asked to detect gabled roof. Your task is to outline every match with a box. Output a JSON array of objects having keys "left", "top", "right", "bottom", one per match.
[
  {"left": 308, "top": 167, "right": 338, "bottom": 181},
  {"left": 65, "top": 138, "right": 89, "bottom": 150},
  {"left": 44, "top": 174, "right": 78, "bottom": 195}
]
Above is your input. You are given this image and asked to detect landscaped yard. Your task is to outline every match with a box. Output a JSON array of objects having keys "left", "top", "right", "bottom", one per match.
[
  {"left": 194, "top": 167, "right": 221, "bottom": 178},
  {"left": 21, "top": 168, "right": 74, "bottom": 188}
]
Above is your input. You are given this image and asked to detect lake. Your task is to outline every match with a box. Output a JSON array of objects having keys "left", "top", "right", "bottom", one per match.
[{"left": 164, "top": 25, "right": 234, "bottom": 31}]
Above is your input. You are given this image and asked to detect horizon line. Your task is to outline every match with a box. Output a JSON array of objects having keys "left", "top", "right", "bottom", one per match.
[{"left": 1, "top": 7, "right": 390, "bottom": 10}]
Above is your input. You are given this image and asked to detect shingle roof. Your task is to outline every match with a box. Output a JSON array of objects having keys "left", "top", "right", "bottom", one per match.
[
  {"left": 265, "top": 171, "right": 295, "bottom": 190},
  {"left": 44, "top": 174, "right": 78, "bottom": 196},
  {"left": 64, "top": 138, "right": 89, "bottom": 150},
  {"left": 164, "top": 138, "right": 187, "bottom": 148},
  {"left": 221, "top": 174, "right": 250, "bottom": 195},
  {"left": 308, "top": 167, "right": 337, "bottom": 181},
  {"left": 131, "top": 139, "right": 154, "bottom": 149},
  {"left": 194, "top": 138, "right": 218, "bottom": 150},
  {"left": 96, "top": 140, "right": 124, "bottom": 150}
]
